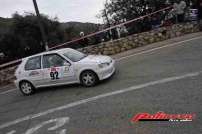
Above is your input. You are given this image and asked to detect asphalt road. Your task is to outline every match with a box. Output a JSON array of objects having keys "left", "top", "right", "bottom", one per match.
[{"left": 0, "top": 33, "right": 202, "bottom": 134}]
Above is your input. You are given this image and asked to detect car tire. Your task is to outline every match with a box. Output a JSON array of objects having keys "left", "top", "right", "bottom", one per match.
[
  {"left": 19, "top": 81, "right": 35, "bottom": 96},
  {"left": 80, "top": 70, "right": 99, "bottom": 87}
]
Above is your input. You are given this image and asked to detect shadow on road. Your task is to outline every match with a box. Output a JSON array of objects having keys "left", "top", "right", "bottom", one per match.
[{"left": 33, "top": 70, "right": 118, "bottom": 95}]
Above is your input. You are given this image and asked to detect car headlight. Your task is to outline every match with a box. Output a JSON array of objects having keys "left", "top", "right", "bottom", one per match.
[{"left": 98, "top": 62, "right": 110, "bottom": 68}]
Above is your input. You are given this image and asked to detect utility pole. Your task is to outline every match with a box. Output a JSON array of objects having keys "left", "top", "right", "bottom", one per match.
[
  {"left": 32, "top": 0, "right": 49, "bottom": 51},
  {"left": 104, "top": 0, "right": 112, "bottom": 40}
]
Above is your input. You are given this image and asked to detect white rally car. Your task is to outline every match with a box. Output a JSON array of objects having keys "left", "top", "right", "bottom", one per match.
[{"left": 14, "top": 48, "right": 115, "bottom": 95}]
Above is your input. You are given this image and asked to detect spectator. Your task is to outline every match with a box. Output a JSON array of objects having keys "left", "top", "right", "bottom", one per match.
[
  {"left": 119, "top": 24, "right": 128, "bottom": 37},
  {"left": 197, "top": 0, "right": 202, "bottom": 30},
  {"left": 162, "top": 9, "right": 176, "bottom": 26},
  {"left": 0, "top": 52, "right": 4, "bottom": 58},
  {"left": 142, "top": 17, "right": 152, "bottom": 31},
  {"left": 151, "top": 15, "right": 162, "bottom": 29},
  {"left": 173, "top": 0, "right": 187, "bottom": 23},
  {"left": 111, "top": 22, "right": 118, "bottom": 40},
  {"left": 78, "top": 32, "right": 89, "bottom": 47},
  {"left": 95, "top": 25, "right": 105, "bottom": 43}
]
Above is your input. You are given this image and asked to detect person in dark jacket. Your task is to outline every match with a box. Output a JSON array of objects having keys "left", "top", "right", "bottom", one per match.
[{"left": 197, "top": 0, "right": 202, "bottom": 30}]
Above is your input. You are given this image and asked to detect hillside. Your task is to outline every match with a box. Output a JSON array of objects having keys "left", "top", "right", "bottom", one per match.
[
  {"left": 61, "top": 21, "right": 99, "bottom": 32},
  {"left": 0, "top": 16, "right": 101, "bottom": 64},
  {"left": 60, "top": 21, "right": 100, "bottom": 40},
  {"left": 0, "top": 17, "right": 100, "bottom": 37}
]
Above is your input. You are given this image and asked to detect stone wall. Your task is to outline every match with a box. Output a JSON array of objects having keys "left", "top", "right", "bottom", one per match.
[
  {"left": 0, "top": 66, "right": 17, "bottom": 87},
  {"left": 79, "top": 22, "right": 199, "bottom": 55},
  {"left": 0, "top": 22, "right": 199, "bottom": 87}
]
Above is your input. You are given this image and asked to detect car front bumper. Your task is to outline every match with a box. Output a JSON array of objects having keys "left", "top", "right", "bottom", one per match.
[{"left": 97, "top": 60, "right": 116, "bottom": 81}]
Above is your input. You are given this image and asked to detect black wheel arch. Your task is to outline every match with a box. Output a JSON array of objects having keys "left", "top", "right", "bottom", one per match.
[
  {"left": 79, "top": 69, "right": 99, "bottom": 82},
  {"left": 19, "top": 80, "right": 35, "bottom": 89}
]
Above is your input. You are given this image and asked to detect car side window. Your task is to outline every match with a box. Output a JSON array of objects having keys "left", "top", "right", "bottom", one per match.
[
  {"left": 43, "top": 54, "right": 68, "bottom": 68},
  {"left": 25, "top": 56, "right": 41, "bottom": 71}
]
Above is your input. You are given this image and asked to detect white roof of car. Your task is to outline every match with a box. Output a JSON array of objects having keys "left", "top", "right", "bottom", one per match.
[{"left": 23, "top": 48, "right": 72, "bottom": 61}]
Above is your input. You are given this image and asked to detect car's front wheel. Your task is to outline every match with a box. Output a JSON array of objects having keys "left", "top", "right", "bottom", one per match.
[
  {"left": 80, "top": 71, "right": 98, "bottom": 87},
  {"left": 19, "top": 81, "right": 35, "bottom": 96}
]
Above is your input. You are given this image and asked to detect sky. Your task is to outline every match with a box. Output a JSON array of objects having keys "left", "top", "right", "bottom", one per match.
[{"left": 0, "top": 0, "right": 106, "bottom": 23}]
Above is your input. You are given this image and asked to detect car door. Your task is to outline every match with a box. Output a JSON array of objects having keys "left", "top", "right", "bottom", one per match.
[
  {"left": 41, "top": 53, "right": 75, "bottom": 86},
  {"left": 24, "top": 56, "right": 44, "bottom": 87}
]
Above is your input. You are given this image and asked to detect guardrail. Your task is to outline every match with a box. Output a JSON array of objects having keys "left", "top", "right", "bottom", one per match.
[
  {"left": 0, "top": 6, "right": 173, "bottom": 70},
  {"left": 0, "top": 59, "right": 21, "bottom": 70},
  {"left": 49, "top": 6, "right": 172, "bottom": 50}
]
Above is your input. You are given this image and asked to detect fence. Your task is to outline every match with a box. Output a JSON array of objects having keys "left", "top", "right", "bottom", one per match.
[{"left": 49, "top": 6, "right": 173, "bottom": 50}]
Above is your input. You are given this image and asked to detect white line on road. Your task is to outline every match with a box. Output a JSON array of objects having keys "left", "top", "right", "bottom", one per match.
[
  {"left": 0, "top": 88, "right": 17, "bottom": 95},
  {"left": 0, "top": 70, "right": 201, "bottom": 130},
  {"left": 0, "top": 35, "right": 202, "bottom": 95},
  {"left": 116, "top": 35, "right": 202, "bottom": 61},
  {"left": 6, "top": 130, "right": 16, "bottom": 134}
]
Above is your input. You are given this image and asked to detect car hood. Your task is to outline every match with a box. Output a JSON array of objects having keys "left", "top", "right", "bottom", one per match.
[{"left": 78, "top": 55, "right": 112, "bottom": 64}]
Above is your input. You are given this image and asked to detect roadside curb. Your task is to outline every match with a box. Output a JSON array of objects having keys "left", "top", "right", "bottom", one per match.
[{"left": 0, "top": 84, "right": 15, "bottom": 91}]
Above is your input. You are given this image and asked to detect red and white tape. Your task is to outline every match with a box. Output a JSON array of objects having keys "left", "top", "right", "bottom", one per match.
[
  {"left": 50, "top": 6, "right": 172, "bottom": 50},
  {"left": 0, "top": 6, "right": 172, "bottom": 69}
]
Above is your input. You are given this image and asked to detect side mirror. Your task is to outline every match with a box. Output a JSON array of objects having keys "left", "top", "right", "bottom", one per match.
[{"left": 64, "top": 62, "right": 71, "bottom": 66}]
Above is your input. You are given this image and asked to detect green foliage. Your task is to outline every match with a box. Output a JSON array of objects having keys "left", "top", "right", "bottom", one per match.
[
  {"left": 100, "top": 0, "right": 195, "bottom": 35},
  {"left": 0, "top": 13, "right": 65, "bottom": 63},
  {"left": 0, "top": 13, "right": 100, "bottom": 64},
  {"left": 101, "top": 0, "right": 172, "bottom": 23},
  {"left": 0, "top": 17, "right": 13, "bottom": 34},
  {"left": 0, "top": 34, "right": 21, "bottom": 60},
  {"left": 62, "top": 22, "right": 99, "bottom": 41},
  {"left": 101, "top": 0, "right": 197, "bottom": 23},
  {"left": 11, "top": 13, "right": 64, "bottom": 50}
]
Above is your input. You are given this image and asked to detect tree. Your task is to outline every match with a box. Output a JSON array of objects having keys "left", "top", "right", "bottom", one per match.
[
  {"left": 0, "top": 33, "right": 21, "bottom": 61},
  {"left": 100, "top": 0, "right": 178, "bottom": 34},
  {"left": 0, "top": 13, "right": 64, "bottom": 63},
  {"left": 11, "top": 13, "right": 64, "bottom": 50},
  {"left": 102, "top": 0, "right": 182, "bottom": 23}
]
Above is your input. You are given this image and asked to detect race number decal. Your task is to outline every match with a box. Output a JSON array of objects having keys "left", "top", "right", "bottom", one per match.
[
  {"left": 50, "top": 67, "right": 59, "bottom": 80},
  {"left": 50, "top": 71, "right": 59, "bottom": 80}
]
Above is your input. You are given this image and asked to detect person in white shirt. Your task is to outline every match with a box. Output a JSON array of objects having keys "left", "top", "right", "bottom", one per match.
[{"left": 173, "top": 0, "right": 187, "bottom": 23}]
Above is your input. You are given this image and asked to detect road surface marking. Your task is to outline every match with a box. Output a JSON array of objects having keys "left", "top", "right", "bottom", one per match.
[
  {"left": 117, "top": 35, "right": 202, "bottom": 61},
  {"left": 0, "top": 35, "right": 202, "bottom": 95},
  {"left": 0, "top": 71, "right": 201, "bottom": 130},
  {"left": 6, "top": 130, "right": 16, "bottom": 134},
  {"left": 25, "top": 117, "right": 69, "bottom": 134},
  {"left": 0, "top": 88, "right": 17, "bottom": 95}
]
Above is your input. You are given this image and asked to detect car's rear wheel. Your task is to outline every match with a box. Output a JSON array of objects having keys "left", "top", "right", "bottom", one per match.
[
  {"left": 80, "top": 71, "right": 98, "bottom": 87},
  {"left": 19, "top": 81, "right": 35, "bottom": 96}
]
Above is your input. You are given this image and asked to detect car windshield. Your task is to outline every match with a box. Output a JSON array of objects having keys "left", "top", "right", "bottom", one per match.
[{"left": 63, "top": 49, "right": 87, "bottom": 62}]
